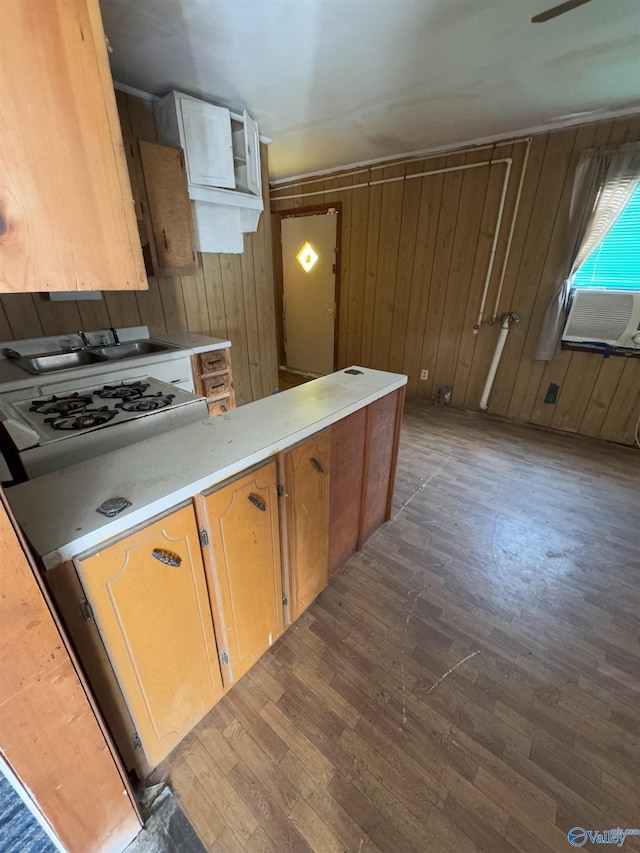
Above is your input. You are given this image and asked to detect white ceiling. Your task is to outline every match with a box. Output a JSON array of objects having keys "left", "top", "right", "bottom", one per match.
[{"left": 100, "top": 0, "right": 640, "bottom": 180}]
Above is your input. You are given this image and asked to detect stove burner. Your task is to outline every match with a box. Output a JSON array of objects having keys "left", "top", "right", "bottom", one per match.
[
  {"left": 117, "top": 393, "right": 175, "bottom": 413},
  {"left": 44, "top": 407, "right": 119, "bottom": 431},
  {"left": 95, "top": 381, "right": 150, "bottom": 400},
  {"left": 29, "top": 393, "right": 93, "bottom": 416}
]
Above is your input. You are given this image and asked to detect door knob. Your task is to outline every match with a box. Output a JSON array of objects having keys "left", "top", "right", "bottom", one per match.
[{"left": 327, "top": 308, "right": 334, "bottom": 315}]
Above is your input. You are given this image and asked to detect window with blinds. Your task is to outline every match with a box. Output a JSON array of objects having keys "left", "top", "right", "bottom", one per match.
[{"left": 573, "top": 182, "right": 640, "bottom": 291}]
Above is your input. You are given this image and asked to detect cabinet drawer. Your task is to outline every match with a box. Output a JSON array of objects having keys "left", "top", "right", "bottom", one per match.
[
  {"left": 199, "top": 348, "right": 229, "bottom": 374},
  {"left": 207, "top": 396, "right": 232, "bottom": 417},
  {"left": 202, "top": 372, "right": 232, "bottom": 398}
]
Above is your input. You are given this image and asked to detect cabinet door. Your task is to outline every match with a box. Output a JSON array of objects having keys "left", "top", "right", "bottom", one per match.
[
  {"left": 180, "top": 98, "right": 235, "bottom": 188},
  {"left": 138, "top": 140, "right": 198, "bottom": 276},
  {"left": 243, "top": 111, "right": 262, "bottom": 196},
  {"left": 360, "top": 389, "right": 404, "bottom": 542},
  {"left": 78, "top": 505, "right": 223, "bottom": 767},
  {"left": 329, "top": 409, "right": 366, "bottom": 575},
  {"left": 281, "top": 432, "right": 331, "bottom": 623},
  {"left": 204, "top": 462, "right": 283, "bottom": 682},
  {"left": 1, "top": 0, "right": 146, "bottom": 292},
  {"left": 0, "top": 497, "right": 140, "bottom": 853}
]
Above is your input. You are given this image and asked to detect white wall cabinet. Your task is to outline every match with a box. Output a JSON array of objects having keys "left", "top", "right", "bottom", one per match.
[
  {"left": 155, "top": 91, "right": 263, "bottom": 254},
  {"left": 178, "top": 97, "right": 235, "bottom": 189}
]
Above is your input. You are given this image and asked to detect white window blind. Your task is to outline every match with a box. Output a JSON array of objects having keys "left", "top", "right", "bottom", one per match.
[{"left": 573, "top": 182, "right": 640, "bottom": 291}]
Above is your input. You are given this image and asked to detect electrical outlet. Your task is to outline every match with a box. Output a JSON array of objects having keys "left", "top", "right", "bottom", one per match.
[
  {"left": 420, "top": 369, "right": 429, "bottom": 381},
  {"left": 544, "top": 383, "right": 560, "bottom": 404}
]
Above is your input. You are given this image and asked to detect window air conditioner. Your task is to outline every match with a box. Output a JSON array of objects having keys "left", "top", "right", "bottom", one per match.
[{"left": 562, "top": 289, "right": 640, "bottom": 349}]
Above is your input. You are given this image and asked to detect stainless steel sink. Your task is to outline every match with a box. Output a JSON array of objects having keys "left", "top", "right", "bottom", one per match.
[
  {"left": 12, "top": 339, "right": 178, "bottom": 375},
  {"left": 90, "top": 340, "right": 179, "bottom": 360},
  {"left": 15, "top": 350, "right": 109, "bottom": 375}
]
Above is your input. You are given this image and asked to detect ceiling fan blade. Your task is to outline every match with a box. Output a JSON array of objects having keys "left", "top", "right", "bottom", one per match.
[{"left": 531, "top": 0, "right": 592, "bottom": 23}]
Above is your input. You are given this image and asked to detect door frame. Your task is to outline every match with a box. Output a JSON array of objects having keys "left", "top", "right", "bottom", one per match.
[{"left": 274, "top": 203, "right": 342, "bottom": 372}]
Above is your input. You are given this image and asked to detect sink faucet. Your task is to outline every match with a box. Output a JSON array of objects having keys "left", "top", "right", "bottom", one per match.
[{"left": 77, "top": 330, "right": 90, "bottom": 348}]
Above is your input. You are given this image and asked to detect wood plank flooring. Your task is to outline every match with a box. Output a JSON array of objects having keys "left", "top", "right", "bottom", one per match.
[
  {"left": 279, "top": 369, "right": 315, "bottom": 391},
  {"left": 160, "top": 400, "right": 640, "bottom": 852}
]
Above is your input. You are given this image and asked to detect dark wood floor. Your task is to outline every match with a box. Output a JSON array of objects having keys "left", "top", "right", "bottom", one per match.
[
  {"left": 161, "top": 400, "right": 640, "bottom": 852},
  {"left": 278, "top": 369, "right": 315, "bottom": 392}
]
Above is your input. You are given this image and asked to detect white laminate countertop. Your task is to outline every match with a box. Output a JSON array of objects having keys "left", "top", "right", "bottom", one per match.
[
  {"left": 7, "top": 367, "right": 407, "bottom": 569},
  {"left": 156, "top": 332, "right": 230, "bottom": 354}
]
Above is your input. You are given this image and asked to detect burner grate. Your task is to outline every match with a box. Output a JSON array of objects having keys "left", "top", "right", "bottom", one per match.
[
  {"left": 29, "top": 393, "right": 93, "bottom": 416},
  {"left": 95, "top": 382, "right": 150, "bottom": 400},
  {"left": 44, "top": 407, "right": 119, "bottom": 431},
  {"left": 117, "top": 393, "right": 175, "bottom": 413}
]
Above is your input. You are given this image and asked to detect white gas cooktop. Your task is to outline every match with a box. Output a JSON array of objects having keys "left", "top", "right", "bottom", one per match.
[{"left": 12, "top": 377, "right": 200, "bottom": 447}]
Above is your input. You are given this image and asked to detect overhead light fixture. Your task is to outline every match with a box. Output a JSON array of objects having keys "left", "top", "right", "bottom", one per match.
[{"left": 296, "top": 241, "right": 318, "bottom": 272}]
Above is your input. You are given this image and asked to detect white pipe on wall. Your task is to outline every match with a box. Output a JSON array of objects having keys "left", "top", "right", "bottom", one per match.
[
  {"left": 270, "top": 138, "right": 530, "bottom": 190},
  {"left": 473, "top": 158, "right": 512, "bottom": 334},
  {"left": 490, "top": 137, "right": 532, "bottom": 323},
  {"left": 479, "top": 313, "right": 520, "bottom": 411},
  {"left": 270, "top": 157, "right": 512, "bottom": 202}
]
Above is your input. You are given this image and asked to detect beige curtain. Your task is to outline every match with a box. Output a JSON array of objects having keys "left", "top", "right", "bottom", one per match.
[{"left": 535, "top": 141, "right": 640, "bottom": 360}]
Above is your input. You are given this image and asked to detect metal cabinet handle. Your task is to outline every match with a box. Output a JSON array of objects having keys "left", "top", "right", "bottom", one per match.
[
  {"left": 310, "top": 457, "right": 324, "bottom": 474},
  {"left": 248, "top": 494, "right": 266, "bottom": 512},
  {"left": 151, "top": 548, "right": 182, "bottom": 567}
]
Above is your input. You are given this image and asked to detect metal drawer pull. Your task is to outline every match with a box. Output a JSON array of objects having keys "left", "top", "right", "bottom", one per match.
[
  {"left": 310, "top": 457, "right": 324, "bottom": 473},
  {"left": 248, "top": 494, "right": 266, "bottom": 512},
  {"left": 151, "top": 548, "right": 182, "bottom": 567}
]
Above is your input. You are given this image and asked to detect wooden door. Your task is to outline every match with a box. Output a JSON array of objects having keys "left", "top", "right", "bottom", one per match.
[
  {"left": 281, "top": 212, "right": 338, "bottom": 374},
  {"left": 329, "top": 409, "right": 367, "bottom": 575},
  {"left": 280, "top": 432, "right": 331, "bottom": 622},
  {"left": 138, "top": 140, "right": 198, "bottom": 276},
  {"left": 204, "top": 462, "right": 283, "bottom": 682},
  {"left": 360, "top": 389, "right": 404, "bottom": 542},
  {"left": 0, "top": 0, "right": 146, "bottom": 292},
  {"left": 78, "top": 505, "right": 223, "bottom": 767},
  {"left": 0, "top": 493, "right": 140, "bottom": 853},
  {"left": 180, "top": 98, "right": 235, "bottom": 188}
]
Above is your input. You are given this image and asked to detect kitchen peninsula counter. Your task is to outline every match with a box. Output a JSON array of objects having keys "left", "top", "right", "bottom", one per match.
[{"left": 8, "top": 367, "right": 407, "bottom": 569}]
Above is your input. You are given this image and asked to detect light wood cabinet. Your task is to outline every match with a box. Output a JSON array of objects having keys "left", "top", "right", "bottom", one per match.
[
  {"left": 201, "top": 461, "right": 283, "bottom": 683},
  {"left": 0, "top": 0, "right": 146, "bottom": 293},
  {"left": 328, "top": 389, "right": 404, "bottom": 575},
  {"left": 280, "top": 432, "right": 331, "bottom": 623},
  {"left": 138, "top": 140, "right": 198, "bottom": 276},
  {"left": 329, "top": 409, "right": 367, "bottom": 575},
  {"left": 192, "top": 347, "right": 237, "bottom": 416},
  {"left": 360, "top": 389, "right": 404, "bottom": 542},
  {"left": 1, "top": 494, "right": 140, "bottom": 853},
  {"left": 46, "top": 561, "right": 151, "bottom": 780},
  {"left": 77, "top": 505, "right": 223, "bottom": 767}
]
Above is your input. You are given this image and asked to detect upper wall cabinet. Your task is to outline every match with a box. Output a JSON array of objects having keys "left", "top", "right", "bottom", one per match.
[
  {"left": 155, "top": 91, "right": 264, "bottom": 254},
  {"left": 175, "top": 97, "right": 236, "bottom": 189},
  {"left": 0, "top": 0, "right": 147, "bottom": 293}
]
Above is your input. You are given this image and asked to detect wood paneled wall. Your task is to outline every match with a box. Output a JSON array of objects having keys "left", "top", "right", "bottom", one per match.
[
  {"left": 271, "top": 114, "right": 640, "bottom": 446},
  {"left": 0, "top": 94, "right": 279, "bottom": 406}
]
